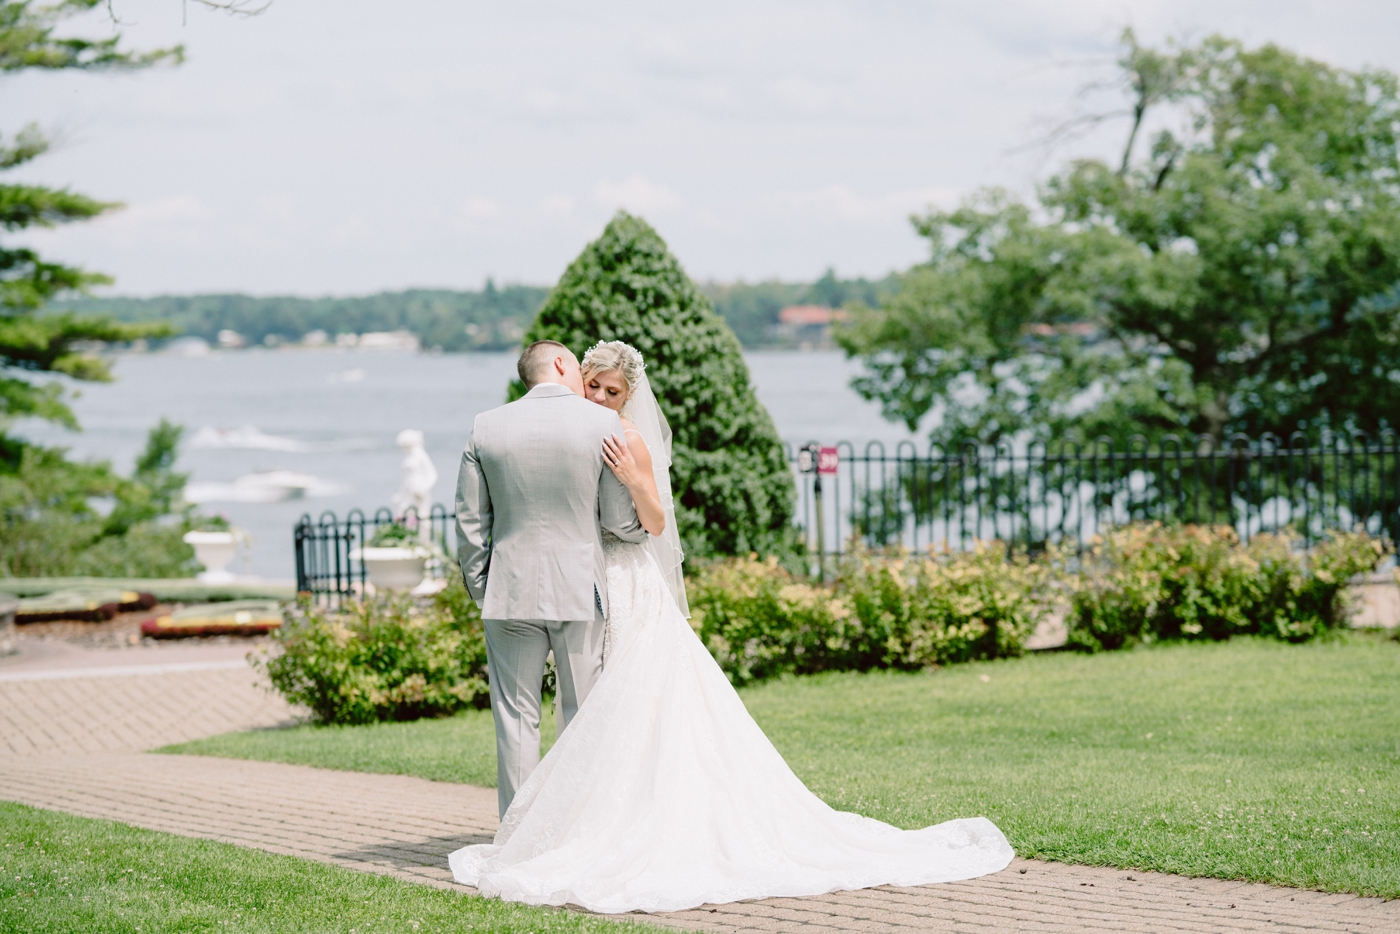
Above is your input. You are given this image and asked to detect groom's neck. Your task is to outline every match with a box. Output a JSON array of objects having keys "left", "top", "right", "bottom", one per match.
[{"left": 532, "top": 376, "right": 584, "bottom": 396}]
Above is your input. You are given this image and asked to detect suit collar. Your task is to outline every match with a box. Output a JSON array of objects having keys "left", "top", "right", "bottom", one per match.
[{"left": 526, "top": 382, "right": 578, "bottom": 399}]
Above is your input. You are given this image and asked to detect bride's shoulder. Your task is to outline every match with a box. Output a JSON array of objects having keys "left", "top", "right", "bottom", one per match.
[{"left": 618, "top": 417, "right": 652, "bottom": 459}]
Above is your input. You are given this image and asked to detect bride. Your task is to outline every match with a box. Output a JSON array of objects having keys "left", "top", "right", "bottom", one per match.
[{"left": 449, "top": 341, "right": 1013, "bottom": 913}]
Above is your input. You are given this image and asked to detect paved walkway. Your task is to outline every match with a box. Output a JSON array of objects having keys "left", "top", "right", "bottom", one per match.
[
  {"left": 1, "top": 640, "right": 1397, "bottom": 933},
  {"left": 0, "top": 646, "right": 293, "bottom": 756}
]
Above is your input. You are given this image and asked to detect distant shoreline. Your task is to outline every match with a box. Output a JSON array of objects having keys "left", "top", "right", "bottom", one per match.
[{"left": 56, "top": 274, "right": 892, "bottom": 353}]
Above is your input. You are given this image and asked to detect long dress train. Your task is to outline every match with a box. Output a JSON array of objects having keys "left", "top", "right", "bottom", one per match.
[{"left": 449, "top": 535, "right": 1014, "bottom": 914}]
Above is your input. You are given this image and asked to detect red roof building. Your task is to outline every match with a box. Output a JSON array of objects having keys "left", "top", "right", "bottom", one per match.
[{"left": 778, "top": 305, "right": 845, "bottom": 326}]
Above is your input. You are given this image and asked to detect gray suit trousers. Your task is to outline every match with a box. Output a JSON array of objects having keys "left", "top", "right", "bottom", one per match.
[{"left": 483, "top": 603, "right": 606, "bottom": 818}]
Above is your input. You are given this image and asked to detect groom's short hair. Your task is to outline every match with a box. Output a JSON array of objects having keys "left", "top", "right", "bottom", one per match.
[{"left": 518, "top": 340, "right": 574, "bottom": 389}]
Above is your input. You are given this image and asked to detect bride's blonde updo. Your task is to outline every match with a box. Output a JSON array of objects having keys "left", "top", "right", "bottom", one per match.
[{"left": 581, "top": 340, "right": 646, "bottom": 397}]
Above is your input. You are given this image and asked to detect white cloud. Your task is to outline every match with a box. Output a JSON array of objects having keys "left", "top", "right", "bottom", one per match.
[
  {"left": 76, "top": 195, "right": 217, "bottom": 247},
  {"left": 761, "top": 75, "right": 849, "bottom": 117},
  {"left": 5, "top": 0, "right": 1399, "bottom": 294},
  {"left": 754, "top": 185, "right": 959, "bottom": 227},
  {"left": 536, "top": 195, "right": 579, "bottom": 218},
  {"left": 594, "top": 176, "right": 687, "bottom": 216},
  {"left": 460, "top": 198, "right": 504, "bottom": 221},
  {"left": 252, "top": 193, "right": 308, "bottom": 232},
  {"left": 328, "top": 212, "right": 375, "bottom": 247}
]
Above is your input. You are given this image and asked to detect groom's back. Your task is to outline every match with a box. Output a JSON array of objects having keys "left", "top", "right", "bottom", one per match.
[{"left": 460, "top": 384, "right": 626, "bottom": 620}]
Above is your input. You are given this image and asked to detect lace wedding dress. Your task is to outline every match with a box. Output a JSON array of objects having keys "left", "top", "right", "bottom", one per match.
[{"left": 447, "top": 534, "right": 1014, "bottom": 914}]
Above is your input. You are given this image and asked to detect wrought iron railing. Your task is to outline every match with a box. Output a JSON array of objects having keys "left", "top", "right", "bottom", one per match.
[
  {"left": 294, "top": 431, "right": 1400, "bottom": 598},
  {"left": 791, "top": 431, "right": 1400, "bottom": 559},
  {"left": 293, "top": 505, "right": 456, "bottom": 602}
]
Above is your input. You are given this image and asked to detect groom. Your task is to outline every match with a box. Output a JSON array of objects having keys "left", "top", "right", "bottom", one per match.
[{"left": 455, "top": 340, "right": 647, "bottom": 818}]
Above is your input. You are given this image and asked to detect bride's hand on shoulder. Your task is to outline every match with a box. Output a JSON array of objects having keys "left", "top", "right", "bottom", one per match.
[
  {"left": 602, "top": 425, "right": 664, "bottom": 535},
  {"left": 602, "top": 432, "right": 647, "bottom": 489}
]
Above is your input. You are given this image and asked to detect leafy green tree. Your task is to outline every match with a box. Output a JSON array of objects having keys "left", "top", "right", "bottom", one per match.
[
  {"left": 1, "top": 418, "right": 198, "bottom": 576},
  {"left": 840, "top": 32, "right": 1400, "bottom": 448},
  {"left": 512, "top": 211, "right": 797, "bottom": 559}
]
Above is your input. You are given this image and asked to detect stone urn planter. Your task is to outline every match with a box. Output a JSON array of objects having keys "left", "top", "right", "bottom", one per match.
[
  {"left": 351, "top": 546, "right": 428, "bottom": 592},
  {"left": 184, "top": 530, "right": 239, "bottom": 584}
]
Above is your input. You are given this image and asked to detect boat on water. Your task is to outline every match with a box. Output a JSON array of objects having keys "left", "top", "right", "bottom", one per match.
[{"left": 184, "top": 469, "right": 348, "bottom": 504}]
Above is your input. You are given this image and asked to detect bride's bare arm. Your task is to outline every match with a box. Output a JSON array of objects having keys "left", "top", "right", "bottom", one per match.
[{"left": 602, "top": 423, "right": 666, "bottom": 536}]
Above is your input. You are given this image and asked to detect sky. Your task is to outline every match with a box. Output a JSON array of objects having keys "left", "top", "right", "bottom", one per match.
[{"left": 7, "top": 0, "right": 1400, "bottom": 297}]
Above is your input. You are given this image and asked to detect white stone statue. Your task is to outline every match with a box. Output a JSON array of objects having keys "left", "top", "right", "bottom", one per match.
[{"left": 393, "top": 428, "right": 438, "bottom": 526}]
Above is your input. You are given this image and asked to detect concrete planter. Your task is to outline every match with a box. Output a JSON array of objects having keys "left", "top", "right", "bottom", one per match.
[
  {"left": 1350, "top": 571, "right": 1400, "bottom": 629},
  {"left": 351, "top": 546, "right": 428, "bottom": 592},
  {"left": 183, "top": 531, "right": 239, "bottom": 584}
]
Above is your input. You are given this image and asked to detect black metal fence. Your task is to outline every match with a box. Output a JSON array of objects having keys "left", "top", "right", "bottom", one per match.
[
  {"left": 294, "top": 431, "right": 1400, "bottom": 598},
  {"left": 293, "top": 505, "right": 457, "bottom": 602},
  {"left": 792, "top": 431, "right": 1400, "bottom": 559}
]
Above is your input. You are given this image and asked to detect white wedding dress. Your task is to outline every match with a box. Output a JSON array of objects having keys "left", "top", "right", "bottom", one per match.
[{"left": 448, "top": 534, "right": 1014, "bottom": 914}]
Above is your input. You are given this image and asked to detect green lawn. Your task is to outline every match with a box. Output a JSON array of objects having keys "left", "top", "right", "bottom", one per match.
[
  {"left": 168, "top": 701, "right": 555, "bottom": 788},
  {"left": 165, "top": 635, "right": 1400, "bottom": 897},
  {"left": 0, "top": 801, "right": 657, "bottom": 934}
]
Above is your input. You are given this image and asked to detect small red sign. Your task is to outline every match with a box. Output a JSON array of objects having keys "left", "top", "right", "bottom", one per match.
[{"left": 817, "top": 446, "right": 840, "bottom": 475}]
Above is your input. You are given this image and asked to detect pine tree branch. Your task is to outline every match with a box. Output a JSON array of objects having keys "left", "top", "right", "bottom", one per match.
[
  {"left": 0, "top": 1, "right": 183, "bottom": 73},
  {"left": 0, "top": 184, "right": 115, "bottom": 231},
  {"left": 0, "top": 123, "right": 47, "bottom": 168},
  {"left": 183, "top": 0, "right": 269, "bottom": 15},
  {"left": 0, "top": 247, "right": 112, "bottom": 311}
]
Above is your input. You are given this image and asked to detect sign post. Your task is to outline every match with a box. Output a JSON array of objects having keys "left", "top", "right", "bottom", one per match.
[
  {"left": 799, "top": 444, "right": 839, "bottom": 583},
  {"left": 816, "top": 446, "right": 838, "bottom": 582}
]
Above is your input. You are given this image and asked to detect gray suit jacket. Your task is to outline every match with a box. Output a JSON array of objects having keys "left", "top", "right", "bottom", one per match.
[{"left": 455, "top": 383, "right": 647, "bottom": 620}]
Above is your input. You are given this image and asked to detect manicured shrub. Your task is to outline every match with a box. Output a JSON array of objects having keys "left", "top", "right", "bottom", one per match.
[
  {"left": 259, "top": 578, "right": 488, "bottom": 725},
  {"left": 691, "top": 543, "right": 1049, "bottom": 686},
  {"left": 841, "top": 542, "right": 1049, "bottom": 667},
  {"left": 693, "top": 525, "right": 1389, "bottom": 685},
  {"left": 688, "top": 555, "right": 855, "bottom": 685},
  {"left": 512, "top": 211, "right": 797, "bottom": 560},
  {"left": 1067, "top": 524, "right": 1387, "bottom": 651},
  {"left": 264, "top": 525, "right": 1389, "bottom": 708}
]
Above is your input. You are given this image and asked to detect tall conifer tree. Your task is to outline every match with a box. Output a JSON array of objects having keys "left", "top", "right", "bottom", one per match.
[
  {"left": 514, "top": 212, "right": 796, "bottom": 560},
  {"left": 0, "top": 1, "right": 190, "bottom": 576},
  {"left": 1, "top": 0, "right": 180, "bottom": 462}
]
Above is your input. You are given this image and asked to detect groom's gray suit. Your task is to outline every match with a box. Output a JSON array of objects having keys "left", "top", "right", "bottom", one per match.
[{"left": 455, "top": 382, "right": 646, "bottom": 817}]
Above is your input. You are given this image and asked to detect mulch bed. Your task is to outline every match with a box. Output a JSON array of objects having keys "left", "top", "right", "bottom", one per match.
[
  {"left": 140, "top": 600, "right": 283, "bottom": 639},
  {"left": 16, "top": 591, "right": 157, "bottom": 624},
  {"left": 14, "top": 606, "right": 275, "bottom": 651}
]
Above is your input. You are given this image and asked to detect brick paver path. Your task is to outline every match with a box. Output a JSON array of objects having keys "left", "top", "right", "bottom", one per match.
[
  {"left": 0, "top": 663, "right": 295, "bottom": 756},
  {"left": 1, "top": 656, "right": 1396, "bottom": 933}
]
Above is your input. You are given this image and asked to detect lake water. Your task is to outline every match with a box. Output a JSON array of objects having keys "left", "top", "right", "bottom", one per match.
[{"left": 17, "top": 349, "right": 918, "bottom": 579}]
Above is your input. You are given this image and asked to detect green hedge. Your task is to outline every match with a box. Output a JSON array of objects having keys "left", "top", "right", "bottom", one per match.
[
  {"left": 258, "top": 578, "right": 487, "bottom": 725},
  {"left": 691, "top": 542, "right": 1049, "bottom": 686},
  {"left": 262, "top": 524, "right": 1388, "bottom": 720},
  {"left": 1066, "top": 524, "right": 1384, "bottom": 650},
  {"left": 690, "top": 525, "right": 1387, "bottom": 686}
]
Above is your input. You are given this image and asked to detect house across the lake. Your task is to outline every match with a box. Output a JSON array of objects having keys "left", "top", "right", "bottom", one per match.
[{"left": 775, "top": 305, "right": 846, "bottom": 348}]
